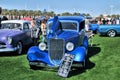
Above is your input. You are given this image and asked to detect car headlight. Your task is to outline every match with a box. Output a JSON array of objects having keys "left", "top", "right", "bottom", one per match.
[
  {"left": 39, "top": 42, "right": 46, "bottom": 51},
  {"left": 7, "top": 37, "right": 12, "bottom": 44},
  {"left": 66, "top": 42, "right": 74, "bottom": 51},
  {"left": 47, "top": 29, "right": 53, "bottom": 34}
]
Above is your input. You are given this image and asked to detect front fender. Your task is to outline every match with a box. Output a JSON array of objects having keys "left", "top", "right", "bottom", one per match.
[
  {"left": 69, "top": 46, "right": 86, "bottom": 62},
  {"left": 27, "top": 46, "right": 54, "bottom": 66}
]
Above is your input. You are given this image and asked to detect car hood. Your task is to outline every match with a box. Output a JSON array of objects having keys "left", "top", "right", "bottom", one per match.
[
  {"left": 0, "top": 29, "right": 22, "bottom": 41},
  {"left": 58, "top": 30, "right": 78, "bottom": 40},
  {"left": 47, "top": 30, "right": 79, "bottom": 41}
]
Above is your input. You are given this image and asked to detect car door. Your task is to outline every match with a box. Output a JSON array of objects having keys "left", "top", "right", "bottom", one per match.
[
  {"left": 22, "top": 22, "right": 33, "bottom": 45},
  {"left": 23, "top": 22, "right": 31, "bottom": 37}
]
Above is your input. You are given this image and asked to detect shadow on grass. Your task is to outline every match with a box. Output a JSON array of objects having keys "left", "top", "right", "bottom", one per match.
[
  {"left": 99, "top": 34, "right": 120, "bottom": 37},
  {"left": 68, "top": 45, "right": 101, "bottom": 77}
]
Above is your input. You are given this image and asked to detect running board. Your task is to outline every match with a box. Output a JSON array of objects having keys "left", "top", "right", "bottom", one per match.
[{"left": 57, "top": 53, "right": 75, "bottom": 77}]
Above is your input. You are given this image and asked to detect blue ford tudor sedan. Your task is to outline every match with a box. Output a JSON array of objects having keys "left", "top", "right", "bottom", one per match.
[
  {"left": 98, "top": 24, "right": 120, "bottom": 37},
  {"left": 27, "top": 16, "right": 89, "bottom": 77}
]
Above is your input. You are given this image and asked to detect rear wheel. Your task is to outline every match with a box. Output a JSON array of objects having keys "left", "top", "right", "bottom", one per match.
[
  {"left": 16, "top": 42, "right": 23, "bottom": 54},
  {"left": 107, "top": 30, "right": 116, "bottom": 37},
  {"left": 29, "top": 64, "right": 44, "bottom": 70},
  {"left": 82, "top": 54, "right": 88, "bottom": 69},
  {"left": 83, "top": 59, "right": 86, "bottom": 68}
]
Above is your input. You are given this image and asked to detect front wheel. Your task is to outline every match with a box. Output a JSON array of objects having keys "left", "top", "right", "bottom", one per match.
[
  {"left": 107, "top": 30, "right": 116, "bottom": 37},
  {"left": 16, "top": 42, "right": 23, "bottom": 54},
  {"left": 30, "top": 65, "right": 37, "bottom": 69}
]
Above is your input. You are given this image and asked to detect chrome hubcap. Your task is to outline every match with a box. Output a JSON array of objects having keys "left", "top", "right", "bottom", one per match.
[{"left": 108, "top": 30, "right": 115, "bottom": 37}]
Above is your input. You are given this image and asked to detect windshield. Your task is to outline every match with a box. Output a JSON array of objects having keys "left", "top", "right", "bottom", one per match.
[
  {"left": 61, "top": 22, "right": 77, "bottom": 30},
  {"left": 1, "top": 23, "right": 21, "bottom": 29},
  {"left": 47, "top": 21, "right": 77, "bottom": 30}
]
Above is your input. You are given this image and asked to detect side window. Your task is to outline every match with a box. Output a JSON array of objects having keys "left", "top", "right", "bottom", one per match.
[
  {"left": 23, "top": 23, "right": 29, "bottom": 30},
  {"left": 79, "top": 21, "right": 85, "bottom": 30}
]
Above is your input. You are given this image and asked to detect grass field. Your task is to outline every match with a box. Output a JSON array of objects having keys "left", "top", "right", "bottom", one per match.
[{"left": 0, "top": 35, "right": 120, "bottom": 80}]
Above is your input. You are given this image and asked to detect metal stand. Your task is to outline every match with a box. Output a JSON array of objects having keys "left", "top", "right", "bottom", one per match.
[
  {"left": 85, "top": 30, "right": 94, "bottom": 46},
  {"left": 57, "top": 53, "right": 75, "bottom": 77}
]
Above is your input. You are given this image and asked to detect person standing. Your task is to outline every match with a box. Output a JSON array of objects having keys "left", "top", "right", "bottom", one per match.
[
  {"left": 116, "top": 18, "right": 120, "bottom": 24},
  {"left": 40, "top": 19, "right": 47, "bottom": 42},
  {"left": 0, "top": 7, "right": 2, "bottom": 29},
  {"left": 0, "top": 7, "right": 8, "bottom": 29},
  {"left": 102, "top": 18, "right": 107, "bottom": 25},
  {"left": 41, "top": 19, "right": 47, "bottom": 36},
  {"left": 30, "top": 18, "right": 40, "bottom": 45}
]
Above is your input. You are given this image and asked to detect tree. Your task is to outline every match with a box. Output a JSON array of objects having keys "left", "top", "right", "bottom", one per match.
[
  {"left": 46, "top": 11, "right": 55, "bottom": 17},
  {"left": 73, "top": 12, "right": 80, "bottom": 16},
  {"left": 99, "top": 14, "right": 103, "bottom": 18},
  {"left": 61, "top": 12, "right": 72, "bottom": 16}
]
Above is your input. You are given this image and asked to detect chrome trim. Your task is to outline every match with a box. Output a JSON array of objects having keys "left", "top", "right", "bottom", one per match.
[
  {"left": 0, "top": 45, "right": 6, "bottom": 48},
  {"left": 48, "top": 38, "right": 65, "bottom": 65},
  {"left": 0, "top": 47, "right": 18, "bottom": 52}
]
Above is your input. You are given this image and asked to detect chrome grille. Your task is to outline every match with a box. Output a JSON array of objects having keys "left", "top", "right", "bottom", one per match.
[
  {"left": 48, "top": 38, "right": 64, "bottom": 63},
  {"left": 0, "top": 42, "right": 6, "bottom": 48},
  {"left": 0, "top": 41, "right": 5, "bottom": 45}
]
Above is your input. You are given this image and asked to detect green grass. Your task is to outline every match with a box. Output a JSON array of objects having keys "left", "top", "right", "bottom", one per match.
[{"left": 0, "top": 35, "right": 120, "bottom": 80}]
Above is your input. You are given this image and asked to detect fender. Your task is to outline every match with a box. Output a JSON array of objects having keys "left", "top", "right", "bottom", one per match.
[
  {"left": 83, "top": 36, "right": 88, "bottom": 49},
  {"left": 69, "top": 46, "right": 86, "bottom": 62},
  {"left": 27, "top": 46, "right": 54, "bottom": 66},
  {"left": 89, "top": 24, "right": 99, "bottom": 31}
]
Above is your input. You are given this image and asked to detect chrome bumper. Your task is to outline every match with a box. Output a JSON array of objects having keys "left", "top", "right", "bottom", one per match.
[{"left": 0, "top": 47, "right": 18, "bottom": 52}]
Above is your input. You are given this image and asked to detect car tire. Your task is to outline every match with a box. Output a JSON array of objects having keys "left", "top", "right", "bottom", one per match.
[
  {"left": 30, "top": 65, "right": 43, "bottom": 70},
  {"left": 16, "top": 42, "right": 23, "bottom": 54},
  {"left": 30, "top": 65, "right": 36, "bottom": 69},
  {"left": 82, "top": 54, "right": 88, "bottom": 69},
  {"left": 107, "top": 30, "right": 116, "bottom": 37}
]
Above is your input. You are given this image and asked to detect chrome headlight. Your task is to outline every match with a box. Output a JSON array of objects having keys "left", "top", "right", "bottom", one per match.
[
  {"left": 7, "top": 37, "right": 12, "bottom": 44},
  {"left": 47, "top": 29, "right": 53, "bottom": 34},
  {"left": 66, "top": 42, "right": 74, "bottom": 51},
  {"left": 38, "top": 42, "right": 46, "bottom": 51}
]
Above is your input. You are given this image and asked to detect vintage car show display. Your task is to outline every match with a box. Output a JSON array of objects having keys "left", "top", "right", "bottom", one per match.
[
  {"left": 0, "top": 20, "right": 33, "bottom": 54},
  {"left": 27, "top": 16, "right": 90, "bottom": 77},
  {"left": 98, "top": 24, "right": 120, "bottom": 37}
]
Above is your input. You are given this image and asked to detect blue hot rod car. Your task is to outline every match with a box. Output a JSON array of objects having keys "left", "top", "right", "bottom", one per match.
[
  {"left": 98, "top": 24, "right": 120, "bottom": 37},
  {"left": 27, "top": 16, "right": 89, "bottom": 77}
]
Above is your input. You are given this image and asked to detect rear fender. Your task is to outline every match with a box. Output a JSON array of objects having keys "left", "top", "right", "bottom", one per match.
[{"left": 83, "top": 36, "right": 88, "bottom": 49}]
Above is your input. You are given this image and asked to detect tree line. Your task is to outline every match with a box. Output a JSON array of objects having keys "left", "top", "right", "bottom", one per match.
[
  {"left": 1, "top": 9, "right": 120, "bottom": 19},
  {"left": 1, "top": 9, "right": 91, "bottom": 19}
]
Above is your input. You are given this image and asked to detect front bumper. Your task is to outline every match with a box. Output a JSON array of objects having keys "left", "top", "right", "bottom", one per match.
[
  {"left": 29, "top": 61, "right": 83, "bottom": 68},
  {"left": 29, "top": 61, "right": 58, "bottom": 68},
  {"left": 0, "top": 47, "right": 18, "bottom": 52}
]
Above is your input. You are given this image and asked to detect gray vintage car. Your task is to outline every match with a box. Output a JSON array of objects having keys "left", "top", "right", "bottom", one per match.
[{"left": 0, "top": 20, "right": 34, "bottom": 54}]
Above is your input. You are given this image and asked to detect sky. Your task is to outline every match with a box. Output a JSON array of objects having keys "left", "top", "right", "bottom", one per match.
[{"left": 0, "top": 0, "right": 120, "bottom": 16}]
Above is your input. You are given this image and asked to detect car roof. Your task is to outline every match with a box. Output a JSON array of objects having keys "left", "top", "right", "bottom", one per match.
[
  {"left": 1, "top": 20, "right": 30, "bottom": 24},
  {"left": 48, "top": 16, "right": 85, "bottom": 22}
]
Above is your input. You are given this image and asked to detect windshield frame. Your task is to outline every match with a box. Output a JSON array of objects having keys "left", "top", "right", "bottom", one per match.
[{"left": 47, "top": 20, "right": 79, "bottom": 32}]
